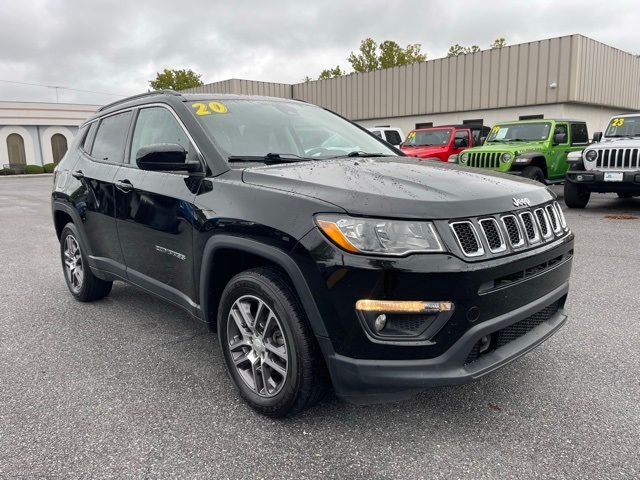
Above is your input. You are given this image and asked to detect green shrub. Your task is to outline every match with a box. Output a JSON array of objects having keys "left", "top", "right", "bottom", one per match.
[
  {"left": 24, "top": 165, "right": 45, "bottom": 174},
  {"left": 0, "top": 168, "right": 16, "bottom": 176},
  {"left": 43, "top": 163, "right": 56, "bottom": 173}
]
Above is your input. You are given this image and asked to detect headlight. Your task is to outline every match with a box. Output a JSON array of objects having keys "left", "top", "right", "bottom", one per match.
[
  {"left": 315, "top": 214, "right": 444, "bottom": 255},
  {"left": 585, "top": 150, "right": 597, "bottom": 161},
  {"left": 459, "top": 153, "right": 469, "bottom": 163},
  {"left": 501, "top": 153, "right": 512, "bottom": 163}
]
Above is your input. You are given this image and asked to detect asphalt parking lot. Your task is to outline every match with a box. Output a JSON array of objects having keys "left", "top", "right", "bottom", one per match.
[{"left": 1, "top": 175, "right": 639, "bottom": 479}]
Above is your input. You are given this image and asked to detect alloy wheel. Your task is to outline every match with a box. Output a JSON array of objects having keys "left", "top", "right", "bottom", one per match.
[
  {"left": 63, "top": 235, "right": 84, "bottom": 293},
  {"left": 227, "top": 295, "right": 288, "bottom": 397}
]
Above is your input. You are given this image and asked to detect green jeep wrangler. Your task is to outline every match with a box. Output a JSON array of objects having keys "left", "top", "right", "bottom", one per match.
[{"left": 457, "top": 119, "right": 589, "bottom": 183}]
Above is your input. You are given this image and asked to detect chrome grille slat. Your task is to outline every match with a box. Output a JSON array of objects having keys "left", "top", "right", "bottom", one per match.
[
  {"left": 450, "top": 221, "right": 484, "bottom": 257},
  {"left": 519, "top": 211, "right": 540, "bottom": 244},
  {"left": 545, "top": 204, "right": 561, "bottom": 234},
  {"left": 501, "top": 215, "right": 525, "bottom": 248},
  {"left": 534, "top": 208, "right": 552, "bottom": 239},
  {"left": 479, "top": 218, "right": 506, "bottom": 253}
]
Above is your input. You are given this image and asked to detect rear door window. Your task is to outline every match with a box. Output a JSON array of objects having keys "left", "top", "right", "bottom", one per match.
[
  {"left": 570, "top": 123, "right": 588, "bottom": 145},
  {"left": 90, "top": 111, "right": 133, "bottom": 163},
  {"left": 384, "top": 130, "right": 402, "bottom": 145}
]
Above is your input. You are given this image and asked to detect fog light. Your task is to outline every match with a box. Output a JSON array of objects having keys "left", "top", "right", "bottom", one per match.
[
  {"left": 355, "top": 300, "right": 454, "bottom": 313},
  {"left": 374, "top": 314, "right": 387, "bottom": 332}
]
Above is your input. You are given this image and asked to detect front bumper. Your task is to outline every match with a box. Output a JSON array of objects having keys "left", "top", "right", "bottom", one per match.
[
  {"left": 566, "top": 169, "right": 640, "bottom": 193},
  {"left": 319, "top": 282, "right": 568, "bottom": 404},
  {"left": 293, "top": 225, "right": 574, "bottom": 404}
]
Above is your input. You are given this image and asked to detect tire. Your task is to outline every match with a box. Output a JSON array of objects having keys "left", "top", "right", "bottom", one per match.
[
  {"left": 521, "top": 166, "right": 545, "bottom": 183},
  {"left": 617, "top": 192, "right": 633, "bottom": 199},
  {"left": 564, "top": 181, "right": 591, "bottom": 209},
  {"left": 60, "top": 223, "right": 113, "bottom": 301},
  {"left": 218, "top": 267, "right": 329, "bottom": 417}
]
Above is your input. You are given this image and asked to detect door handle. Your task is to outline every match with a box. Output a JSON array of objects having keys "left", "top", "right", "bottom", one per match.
[
  {"left": 71, "top": 170, "right": 84, "bottom": 179},
  {"left": 115, "top": 179, "right": 134, "bottom": 193}
]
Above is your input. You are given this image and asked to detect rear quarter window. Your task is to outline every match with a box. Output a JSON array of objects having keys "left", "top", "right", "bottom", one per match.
[{"left": 90, "top": 111, "right": 133, "bottom": 163}]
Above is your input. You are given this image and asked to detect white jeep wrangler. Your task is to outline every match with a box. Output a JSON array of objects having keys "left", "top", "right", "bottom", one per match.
[{"left": 565, "top": 113, "right": 640, "bottom": 208}]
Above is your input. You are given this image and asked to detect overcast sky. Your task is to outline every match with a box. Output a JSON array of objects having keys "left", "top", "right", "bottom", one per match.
[{"left": 1, "top": 0, "right": 639, "bottom": 105}]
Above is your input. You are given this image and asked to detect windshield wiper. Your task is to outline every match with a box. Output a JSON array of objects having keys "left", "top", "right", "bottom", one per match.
[
  {"left": 344, "top": 151, "right": 393, "bottom": 158},
  {"left": 227, "top": 153, "right": 314, "bottom": 164}
]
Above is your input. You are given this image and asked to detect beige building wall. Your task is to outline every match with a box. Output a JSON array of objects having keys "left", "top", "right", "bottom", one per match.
[{"left": 355, "top": 103, "right": 622, "bottom": 139}]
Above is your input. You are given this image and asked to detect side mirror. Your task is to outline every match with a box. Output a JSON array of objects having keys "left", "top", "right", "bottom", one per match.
[
  {"left": 453, "top": 138, "right": 467, "bottom": 148},
  {"left": 136, "top": 143, "right": 201, "bottom": 173},
  {"left": 553, "top": 133, "right": 567, "bottom": 145},
  {"left": 478, "top": 136, "right": 486, "bottom": 145},
  {"left": 592, "top": 131, "right": 603, "bottom": 143}
]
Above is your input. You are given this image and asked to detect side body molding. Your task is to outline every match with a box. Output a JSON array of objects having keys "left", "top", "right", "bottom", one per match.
[{"left": 199, "top": 235, "right": 329, "bottom": 338}]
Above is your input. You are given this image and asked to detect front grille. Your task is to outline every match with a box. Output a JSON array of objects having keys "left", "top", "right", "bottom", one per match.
[
  {"left": 479, "top": 218, "right": 506, "bottom": 252},
  {"left": 594, "top": 148, "right": 640, "bottom": 170},
  {"left": 519, "top": 211, "right": 540, "bottom": 243},
  {"left": 467, "top": 152, "right": 502, "bottom": 169},
  {"left": 449, "top": 202, "right": 569, "bottom": 258},
  {"left": 465, "top": 300, "right": 561, "bottom": 364},
  {"left": 450, "top": 221, "right": 484, "bottom": 257}
]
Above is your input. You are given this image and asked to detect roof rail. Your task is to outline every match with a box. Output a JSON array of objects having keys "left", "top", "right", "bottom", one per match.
[{"left": 98, "top": 89, "right": 181, "bottom": 112}]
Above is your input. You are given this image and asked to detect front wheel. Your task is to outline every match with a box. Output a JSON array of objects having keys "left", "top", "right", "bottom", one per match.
[
  {"left": 218, "top": 267, "right": 328, "bottom": 417},
  {"left": 564, "top": 181, "right": 591, "bottom": 208},
  {"left": 521, "top": 166, "right": 545, "bottom": 183}
]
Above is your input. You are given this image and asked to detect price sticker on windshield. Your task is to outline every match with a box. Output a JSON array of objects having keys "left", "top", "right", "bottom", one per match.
[
  {"left": 191, "top": 101, "right": 228, "bottom": 116},
  {"left": 408, "top": 131, "right": 416, "bottom": 139},
  {"left": 491, "top": 126, "right": 500, "bottom": 134},
  {"left": 611, "top": 118, "right": 625, "bottom": 127}
]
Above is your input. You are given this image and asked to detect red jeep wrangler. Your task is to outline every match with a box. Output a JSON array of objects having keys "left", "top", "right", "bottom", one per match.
[{"left": 401, "top": 124, "right": 491, "bottom": 161}]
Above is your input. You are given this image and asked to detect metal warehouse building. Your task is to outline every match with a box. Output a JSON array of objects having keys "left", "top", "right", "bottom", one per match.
[{"left": 184, "top": 34, "right": 640, "bottom": 135}]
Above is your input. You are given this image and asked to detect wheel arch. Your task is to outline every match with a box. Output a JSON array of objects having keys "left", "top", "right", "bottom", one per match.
[
  {"left": 51, "top": 201, "right": 94, "bottom": 256},
  {"left": 199, "top": 236, "right": 328, "bottom": 338},
  {"left": 513, "top": 152, "right": 548, "bottom": 178}
]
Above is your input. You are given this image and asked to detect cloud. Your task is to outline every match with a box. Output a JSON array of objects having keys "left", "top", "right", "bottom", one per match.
[{"left": 0, "top": 0, "right": 638, "bottom": 104}]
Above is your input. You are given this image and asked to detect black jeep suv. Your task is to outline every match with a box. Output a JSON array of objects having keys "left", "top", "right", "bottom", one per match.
[{"left": 52, "top": 91, "right": 574, "bottom": 417}]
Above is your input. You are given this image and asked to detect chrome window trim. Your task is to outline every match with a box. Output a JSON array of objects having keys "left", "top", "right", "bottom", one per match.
[{"left": 449, "top": 221, "right": 485, "bottom": 257}]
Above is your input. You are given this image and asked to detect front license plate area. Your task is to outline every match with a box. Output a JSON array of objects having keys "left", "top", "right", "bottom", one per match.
[{"left": 604, "top": 172, "right": 624, "bottom": 182}]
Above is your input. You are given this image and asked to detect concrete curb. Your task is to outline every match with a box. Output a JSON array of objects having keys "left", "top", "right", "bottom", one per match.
[{"left": 0, "top": 173, "right": 54, "bottom": 178}]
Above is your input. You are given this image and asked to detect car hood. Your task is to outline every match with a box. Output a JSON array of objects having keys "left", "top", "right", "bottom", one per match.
[
  {"left": 401, "top": 145, "right": 448, "bottom": 155},
  {"left": 464, "top": 141, "right": 547, "bottom": 155},
  {"left": 589, "top": 138, "right": 640, "bottom": 149},
  {"left": 241, "top": 157, "right": 553, "bottom": 219}
]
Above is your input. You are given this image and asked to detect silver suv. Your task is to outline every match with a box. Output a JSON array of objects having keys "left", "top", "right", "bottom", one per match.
[{"left": 565, "top": 113, "right": 640, "bottom": 208}]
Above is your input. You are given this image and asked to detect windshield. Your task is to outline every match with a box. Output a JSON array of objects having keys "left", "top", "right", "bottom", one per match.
[
  {"left": 605, "top": 116, "right": 640, "bottom": 137},
  {"left": 187, "top": 99, "right": 397, "bottom": 161},
  {"left": 486, "top": 122, "right": 551, "bottom": 143},
  {"left": 403, "top": 129, "right": 451, "bottom": 147}
]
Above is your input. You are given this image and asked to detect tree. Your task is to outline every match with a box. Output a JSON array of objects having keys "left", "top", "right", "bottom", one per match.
[
  {"left": 318, "top": 66, "right": 344, "bottom": 80},
  {"left": 378, "top": 41, "right": 426, "bottom": 69},
  {"left": 447, "top": 44, "right": 480, "bottom": 57},
  {"left": 348, "top": 38, "right": 380, "bottom": 73},
  {"left": 491, "top": 37, "right": 507, "bottom": 49},
  {"left": 149, "top": 68, "right": 203, "bottom": 91}
]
